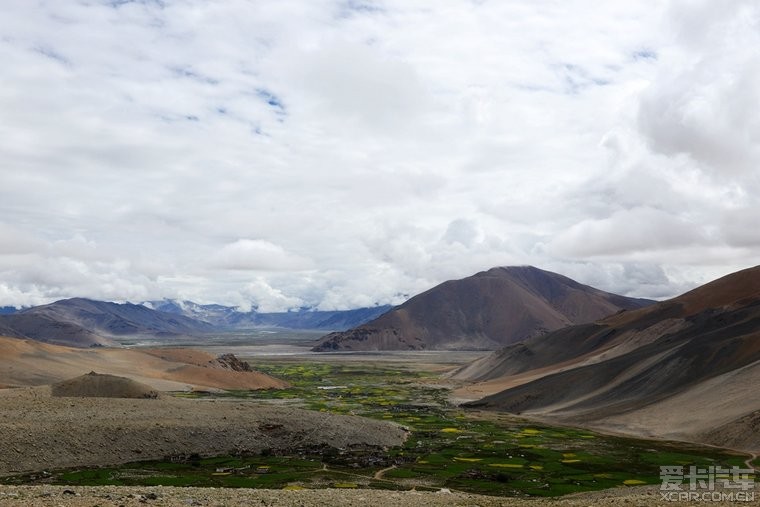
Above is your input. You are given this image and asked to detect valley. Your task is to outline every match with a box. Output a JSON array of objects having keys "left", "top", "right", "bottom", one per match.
[{"left": 1, "top": 353, "right": 752, "bottom": 500}]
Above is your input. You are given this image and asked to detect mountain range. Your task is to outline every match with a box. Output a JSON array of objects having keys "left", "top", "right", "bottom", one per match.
[
  {"left": 457, "top": 265, "right": 760, "bottom": 452},
  {"left": 0, "top": 298, "right": 391, "bottom": 348},
  {"left": 146, "top": 300, "right": 392, "bottom": 331},
  {"left": 313, "top": 266, "right": 653, "bottom": 351},
  {"left": 0, "top": 298, "right": 214, "bottom": 347},
  {"left": 2, "top": 266, "right": 651, "bottom": 350}
]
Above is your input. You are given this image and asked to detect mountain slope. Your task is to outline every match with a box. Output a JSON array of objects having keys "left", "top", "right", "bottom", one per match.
[
  {"left": 0, "top": 298, "right": 213, "bottom": 347},
  {"left": 313, "top": 266, "right": 652, "bottom": 351},
  {"left": 460, "top": 265, "right": 760, "bottom": 452},
  {"left": 0, "top": 335, "right": 287, "bottom": 391}
]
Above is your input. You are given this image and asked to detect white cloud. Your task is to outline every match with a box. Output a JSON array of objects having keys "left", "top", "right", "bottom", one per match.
[
  {"left": 443, "top": 218, "right": 480, "bottom": 248},
  {"left": 238, "top": 278, "right": 305, "bottom": 313},
  {"left": 547, "top": 207, "right": 706, "bottom": 258},
  {"left": 211, "top": 239, "right": 313, "bottom": 271},
  {"left": 0, "top": 0, "right": 758, "bottom": 310}
]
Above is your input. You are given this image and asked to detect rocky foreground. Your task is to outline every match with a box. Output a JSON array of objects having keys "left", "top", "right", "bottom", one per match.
[
  {"left": 0, "top": 387, "right": 405, "bottom": 476},
  {"left": 0, "top": 485, "right": 757, "bottom": 507}
]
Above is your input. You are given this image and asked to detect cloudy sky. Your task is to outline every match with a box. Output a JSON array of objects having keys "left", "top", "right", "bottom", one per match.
[{"left": 1, "top": 0, "right": 758, "bottom": 311}]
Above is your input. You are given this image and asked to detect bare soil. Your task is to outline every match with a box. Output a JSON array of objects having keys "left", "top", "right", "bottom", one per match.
[
  {"left": 0, "top": 337, "right": 288, "bottom": 391},
  {"left": 0, "top": 484, "right": 756, "bottom": 506},
  {"left": 0, "top": 387, "right": 406, "bottom": 476},
  {"left": 51, "top": 372, "right": 159, "bottom": 399}
]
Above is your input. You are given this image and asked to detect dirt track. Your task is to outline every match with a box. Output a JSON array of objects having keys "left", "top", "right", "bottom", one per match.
[{"left": 0, "top": 387, "right": 406, "bottom": 476}]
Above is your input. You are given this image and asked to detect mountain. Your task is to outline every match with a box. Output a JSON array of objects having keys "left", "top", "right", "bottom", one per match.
[
  {"left": 146, "top": 300, "right": 241, "bottom": 326},
  {"left": 0, "top": 298, "right": 213, "bottom": 347},
  {"left": 147, "top": 299, "right": 392, "bottom": 331},
  {"left": 0, "top": 306, "right": 18, "bottom": 315},
  {"left": 459, "top": 265, "right": 760, "bottom": 453},
  {"left": 313, "top": 266, "right": 653, "bottom": 351},
  {"left": 253, "top": 306, "right": 393, "bottom": 330}
]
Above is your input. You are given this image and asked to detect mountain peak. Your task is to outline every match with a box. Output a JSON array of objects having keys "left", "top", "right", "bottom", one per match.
[{"left": 313, "top": 266, "right": 653, "bottom": 352}]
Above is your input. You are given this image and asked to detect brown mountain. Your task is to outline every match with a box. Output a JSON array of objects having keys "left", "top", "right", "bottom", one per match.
[
  {"left": 0, "top": 298, "right": 214, "bottom": 347},
  {"left": 313, "top": 266, "right": 652, "bottom": 351},
  {"left": 0, "top": 335, "right": 288, "bottom": 391},
  {"left": 458, "top": 265, "right": 760, "bottom": 452}
]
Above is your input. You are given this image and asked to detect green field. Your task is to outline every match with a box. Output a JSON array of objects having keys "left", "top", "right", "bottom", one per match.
[{"left": 3, "top": 360, "right": 749, "bottom": 496}]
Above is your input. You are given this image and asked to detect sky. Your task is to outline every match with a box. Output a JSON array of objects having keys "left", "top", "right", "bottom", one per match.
[{"left": 1, "top": 0, "right": 759, "bottom": 311}]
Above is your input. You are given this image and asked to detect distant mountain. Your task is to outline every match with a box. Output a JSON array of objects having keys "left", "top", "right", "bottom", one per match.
[
  {"left": 253, "top": 306, "right": 393, "bottom": 330},
  {"left": 0, "top": 296, "right": 390, "bottom": 348},
  {"left": 147, "top": 300, "right": 392, "bottom": 331},
  {"left": 459, "top": 265, "right": 760, "bottom": 453},
  {"left": 313, "top": 266, "right": 653, "bottom": 351},
  {"left": 0, "top": 298, "right": 213, "bottom": 347},
  {"left": 146, "top": 300, "right": 241, "bottom": 326},
  {"left": 0, "top": 306, "right": 18, "bottom": 315}
]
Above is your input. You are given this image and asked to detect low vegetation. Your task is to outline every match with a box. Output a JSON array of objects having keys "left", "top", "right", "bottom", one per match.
[{"left": 3, "top": 361, "right": 748, "bottom": 497}]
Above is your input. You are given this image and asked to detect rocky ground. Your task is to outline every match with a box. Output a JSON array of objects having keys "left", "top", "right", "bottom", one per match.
[
  {"left": 0, "top": 484, "right": 756, "bottom": 506},
  {"left": 0, "top": 387, "right": 406, "bottom": 476}
]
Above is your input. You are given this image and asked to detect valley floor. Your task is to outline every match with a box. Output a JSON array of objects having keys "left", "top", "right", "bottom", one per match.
[{"left": 1, "top": 346, "right": 756, "bottom": 503}]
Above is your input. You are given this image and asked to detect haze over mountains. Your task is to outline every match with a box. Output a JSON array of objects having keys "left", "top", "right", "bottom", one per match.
[
  {"left": 147, "top": 300, "right": 392, "bottom": 332},
  {"left": 457, "top": 265, "right": 760, "bottom": 452},
  {"left": 314, "top": 266, "right": 653, "bottom": 351},
  {"left": 0, "top": 298, "right": 213, "bottom": 347},
  {"left": 0, "top": 298, "right": 391, "bottom": 348}
]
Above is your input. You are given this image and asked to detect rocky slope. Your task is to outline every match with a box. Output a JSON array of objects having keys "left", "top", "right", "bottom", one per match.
[{"left": 314, "top": 266, "right": 652, "bottom": 351}]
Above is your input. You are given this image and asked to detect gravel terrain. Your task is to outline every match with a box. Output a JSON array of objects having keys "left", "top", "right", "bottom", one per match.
[
  {"left": 0, "top": 387, "right": 406, "bottom": 476},
  {"left": 0, "top": 484, "right": 756, "bottom": 506}
]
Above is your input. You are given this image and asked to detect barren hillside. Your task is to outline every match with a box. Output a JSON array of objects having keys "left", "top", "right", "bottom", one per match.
[
  {"left": 0, "top": 336, "right": 286, "bottom": 391},
  {"left": 457, "top": 266, "right": 760, "bottom": 453}
]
